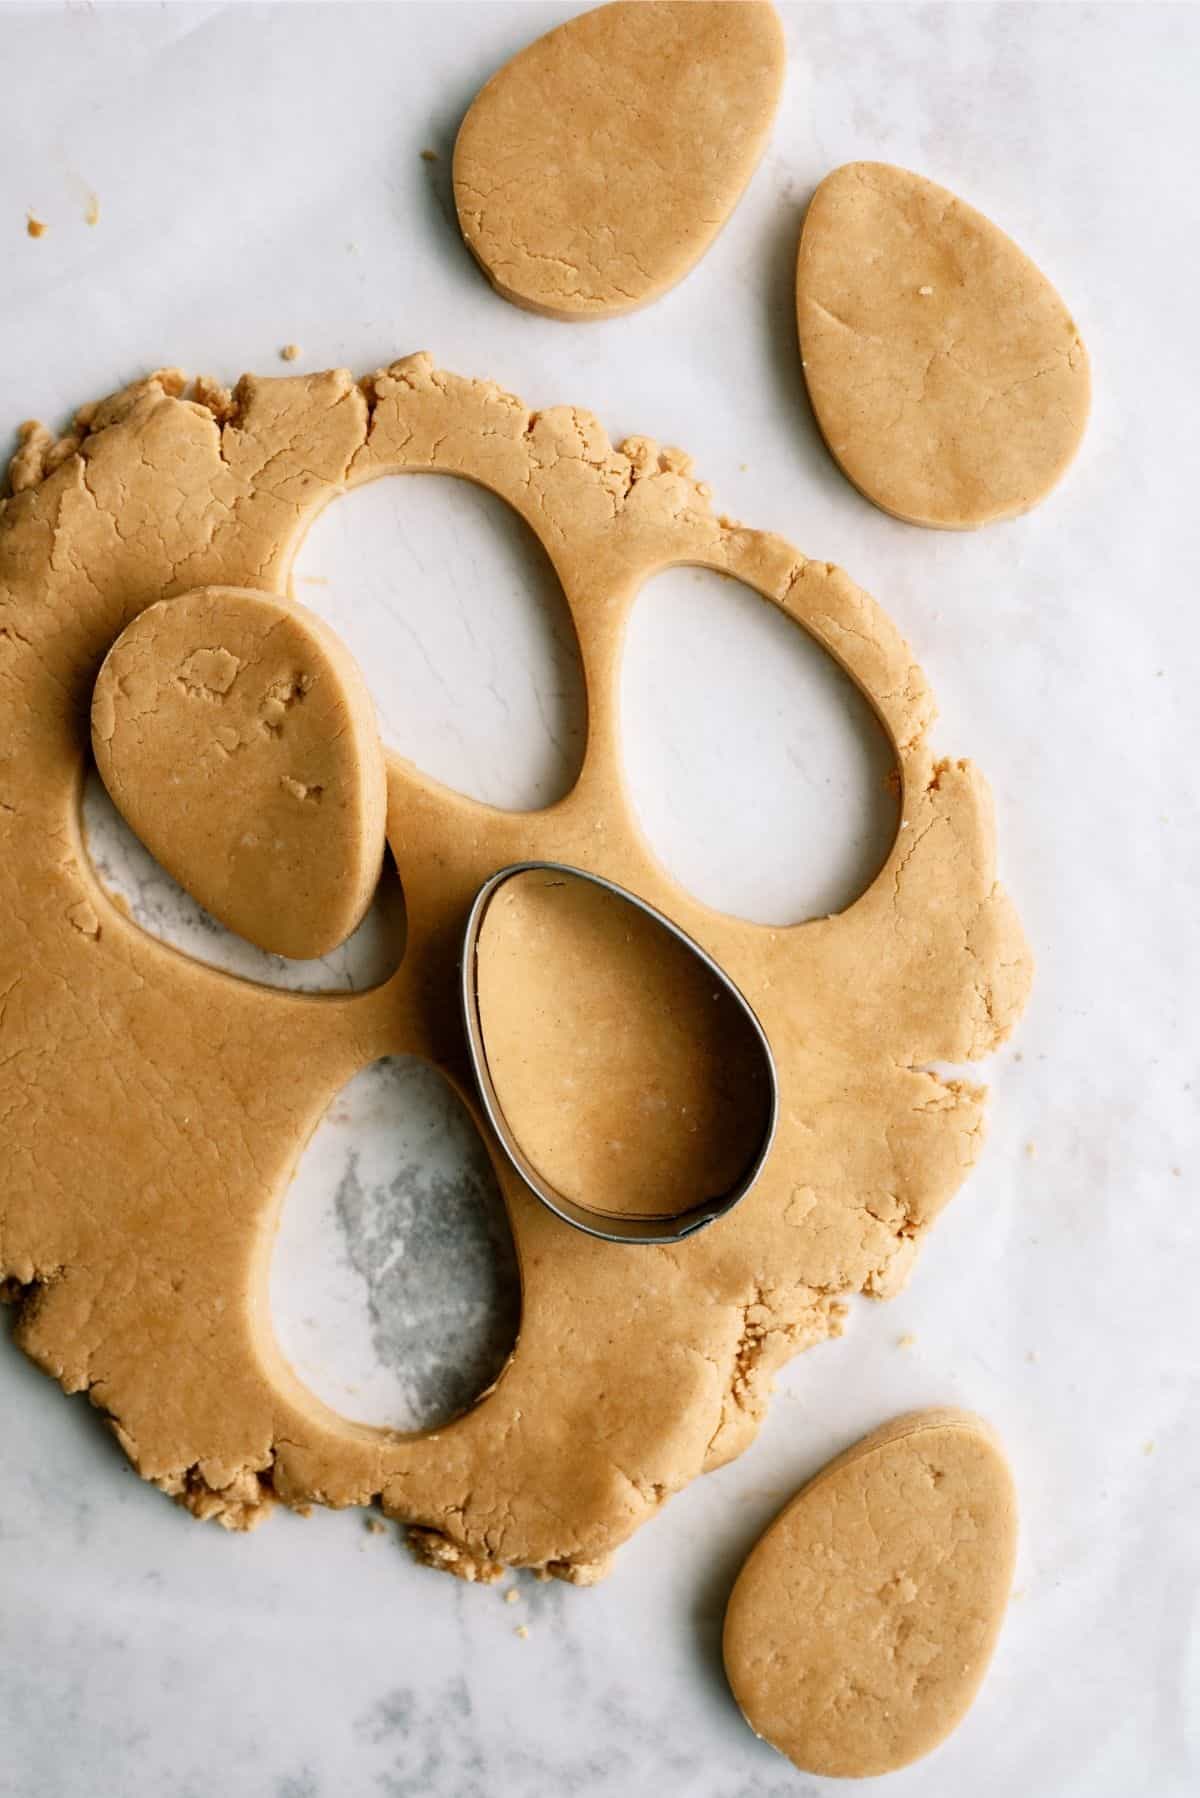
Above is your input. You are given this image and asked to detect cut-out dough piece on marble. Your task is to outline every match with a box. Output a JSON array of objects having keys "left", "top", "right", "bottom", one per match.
[
  {"left": 723, "top": 1409, "right": 1017, "bottom": 1776},
  {"left": 1, "top": 357, "right": 1030, "bottom": 1579},
  {"left": 474, "top": 867, "right": 772, "bottom": 1221},
  {"left": 454, "top": 1, "right": 785, "bottom": 319},
  {"left": 92, "top": 586, "right": 388, "bottom": 960},
  {"left": 796, "top": 161, "right": 1090, "bottom": 529}
]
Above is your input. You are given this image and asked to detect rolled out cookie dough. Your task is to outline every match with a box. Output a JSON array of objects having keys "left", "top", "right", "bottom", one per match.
[
  {"left": 0, "top": 356, "right": 1030, "bottom": 1576},
  {"left": 723, "top": 1409, "right": 1018, "bottom": 1776},
  {"left": 796, "top": 161, "right": 1091, "bottom": 529},
  {"left": 92, "top": 587, "right": 387, "bottom": 960},
  {"left": 453, "top": 1, "right": 785, "bottom": 319}
]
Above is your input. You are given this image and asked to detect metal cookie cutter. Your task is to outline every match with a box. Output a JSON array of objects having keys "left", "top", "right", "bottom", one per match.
[{"left": 460, "top": 861, "right": 780, "bottom": 1246}]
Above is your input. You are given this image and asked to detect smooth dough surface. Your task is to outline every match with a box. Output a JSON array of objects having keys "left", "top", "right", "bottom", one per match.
[
  {"left": 92, "top": 586, "right": 387, "bottom": 960},
  {"left": 475, "top": 868, "right": 771, "bottom": 1219},
  {"left": 453, "top": 1, "right": 785, "bottom": 319},
  {"left": 0, "top": 355, "right": 1030, "bottom": 1577},
  {"left": 796, "top": 161, "right": 1090, "bottom": 529},
  {"left": 723, "top": 1409, "right": 1017, "bottom": 1776}
]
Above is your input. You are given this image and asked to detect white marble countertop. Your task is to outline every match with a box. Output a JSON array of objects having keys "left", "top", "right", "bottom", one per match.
[{"left": 2, "top": 4, "right": 1198, "bottom": 1795}]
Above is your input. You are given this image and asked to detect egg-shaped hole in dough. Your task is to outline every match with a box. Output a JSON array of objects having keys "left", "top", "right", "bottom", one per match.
[
  {"left": 620, "top": 566, "right": 899, "bottom": 925},
  {"left": 291, "top": 472, "right": 587, "bottom": 812},
  {"left": 269, "top": 1056, "right": 520, "bottom": 1431},
  {"left": 80, "top": 762, "right": 407, "bottom": 994}
]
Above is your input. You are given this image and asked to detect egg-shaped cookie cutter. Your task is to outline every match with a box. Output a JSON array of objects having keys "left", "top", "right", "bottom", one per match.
[{"left": 461, "top": 861, "right": 780, "bottom": 1245}]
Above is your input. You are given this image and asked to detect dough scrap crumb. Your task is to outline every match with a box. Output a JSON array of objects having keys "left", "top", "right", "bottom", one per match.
[
  {"left": 1142, "top": 1440, "right": 1155, "bottom": 1456},
  {"left": 85, "top": 193, "right": 100, "bottom": 227},
  {"left": 544, "top": 1555, "right": 612, "bottom": 1587},
  {"left": 178, "top": 646, "right": 241, "bottom": 698},
  {"left": 365, "top": 1516, "right": 387, "bottom": 1535},
  {"left": 515, "top": 1624, "right": 529, "bottom": 1639},
  {"left": 8, "top": 421, "right": 55, "bottom": 494},
  {"left": 66, "top": 901, "right": 101, "bottom": 941},
  {"left": 26, "top": 215, "right": 47, "bottom": 239},
  {"left": 407, "top": 1526, "right": 505, "bottom": 1584},
  {"left": 192, "top": 374, "right": 238, "bottom": 424},
  {"left": 4, "top": 418, "right": 82, "bottom": 495},
  {"left": 1024, "top": 1141, "right": 1037, "bottom": 1159},
  {"left": 280, "top": 775, "right": 323, "bottom": 803},
  {"left": 153, "top": 1461, "right": 275, "bottom": 1531},
  {"left": 503, "top": 1586, "right": 521, "bottom": 1604},
  {"left": 280, "top": 343, "right": 301, "bottom": 363},
  {"left": 897, "top": 1332, "right": 917, "bottom": 1349},
  {"left": 420, "top": 147, "right": 439, "bottom": 163}
]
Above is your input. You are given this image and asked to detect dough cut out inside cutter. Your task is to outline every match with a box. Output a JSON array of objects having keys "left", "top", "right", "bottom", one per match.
[{"left": 461, "top": 862, "right": 780, "bottom": 1244}]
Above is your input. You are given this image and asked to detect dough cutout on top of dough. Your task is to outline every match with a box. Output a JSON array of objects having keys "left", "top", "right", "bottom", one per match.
[
  {"left": 92, "top": 586, "right": 388, "bottom": 961},
  {"left": 796, "top": 161, "right": 1090, "bottom": 529},
  {"left": 0, "top": 356, "right": 1030, "bottom": 1581}
]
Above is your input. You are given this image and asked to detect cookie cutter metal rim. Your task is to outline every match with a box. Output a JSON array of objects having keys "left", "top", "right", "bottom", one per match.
[{"left": 460, "top": 860, "right": 780, "bottom": 1247}]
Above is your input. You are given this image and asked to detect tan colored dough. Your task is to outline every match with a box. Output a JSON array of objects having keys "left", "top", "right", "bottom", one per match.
[
  {"left": 723, "top": 1409, "right": 1017, "bottom": 1776},
  {"left": 475, "top": 868, "right": 771, "bottom": 1219},
  {"left": 453, "top": 1, "right": 785, "bottom": 319},
  {"left": 0, "top": 355, "right": 1030, "bottom": 1573},
  {"left": 796, "top": 161, "right": 1090, "bottom": 529},
  {"left": 92, "top": 587, "right": 387, "bottom": 961}
]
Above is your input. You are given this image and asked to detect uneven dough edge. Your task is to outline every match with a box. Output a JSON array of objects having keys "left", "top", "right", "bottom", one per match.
[{"left": 1, "top": 356, "right": 1031, "bottom": 1577}]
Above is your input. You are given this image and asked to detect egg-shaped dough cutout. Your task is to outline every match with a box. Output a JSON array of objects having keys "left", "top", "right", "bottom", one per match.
[
  {"left": 723, "top": 1408, "right": 1018, "bottom": 1777},
  {"left": 92, "top": 585, "right": 387, "bottom": 960},
  {"left": 453, "top": 0, "right": 785, "bottom": 319},
  {"left": 796, "top": 161, "right": 1090, "bottom": 528}
]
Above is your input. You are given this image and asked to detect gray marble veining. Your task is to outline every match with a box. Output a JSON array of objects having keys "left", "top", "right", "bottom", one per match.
[{"left": 325, "top": 1062, "right": 519, "bottom": 1429}]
